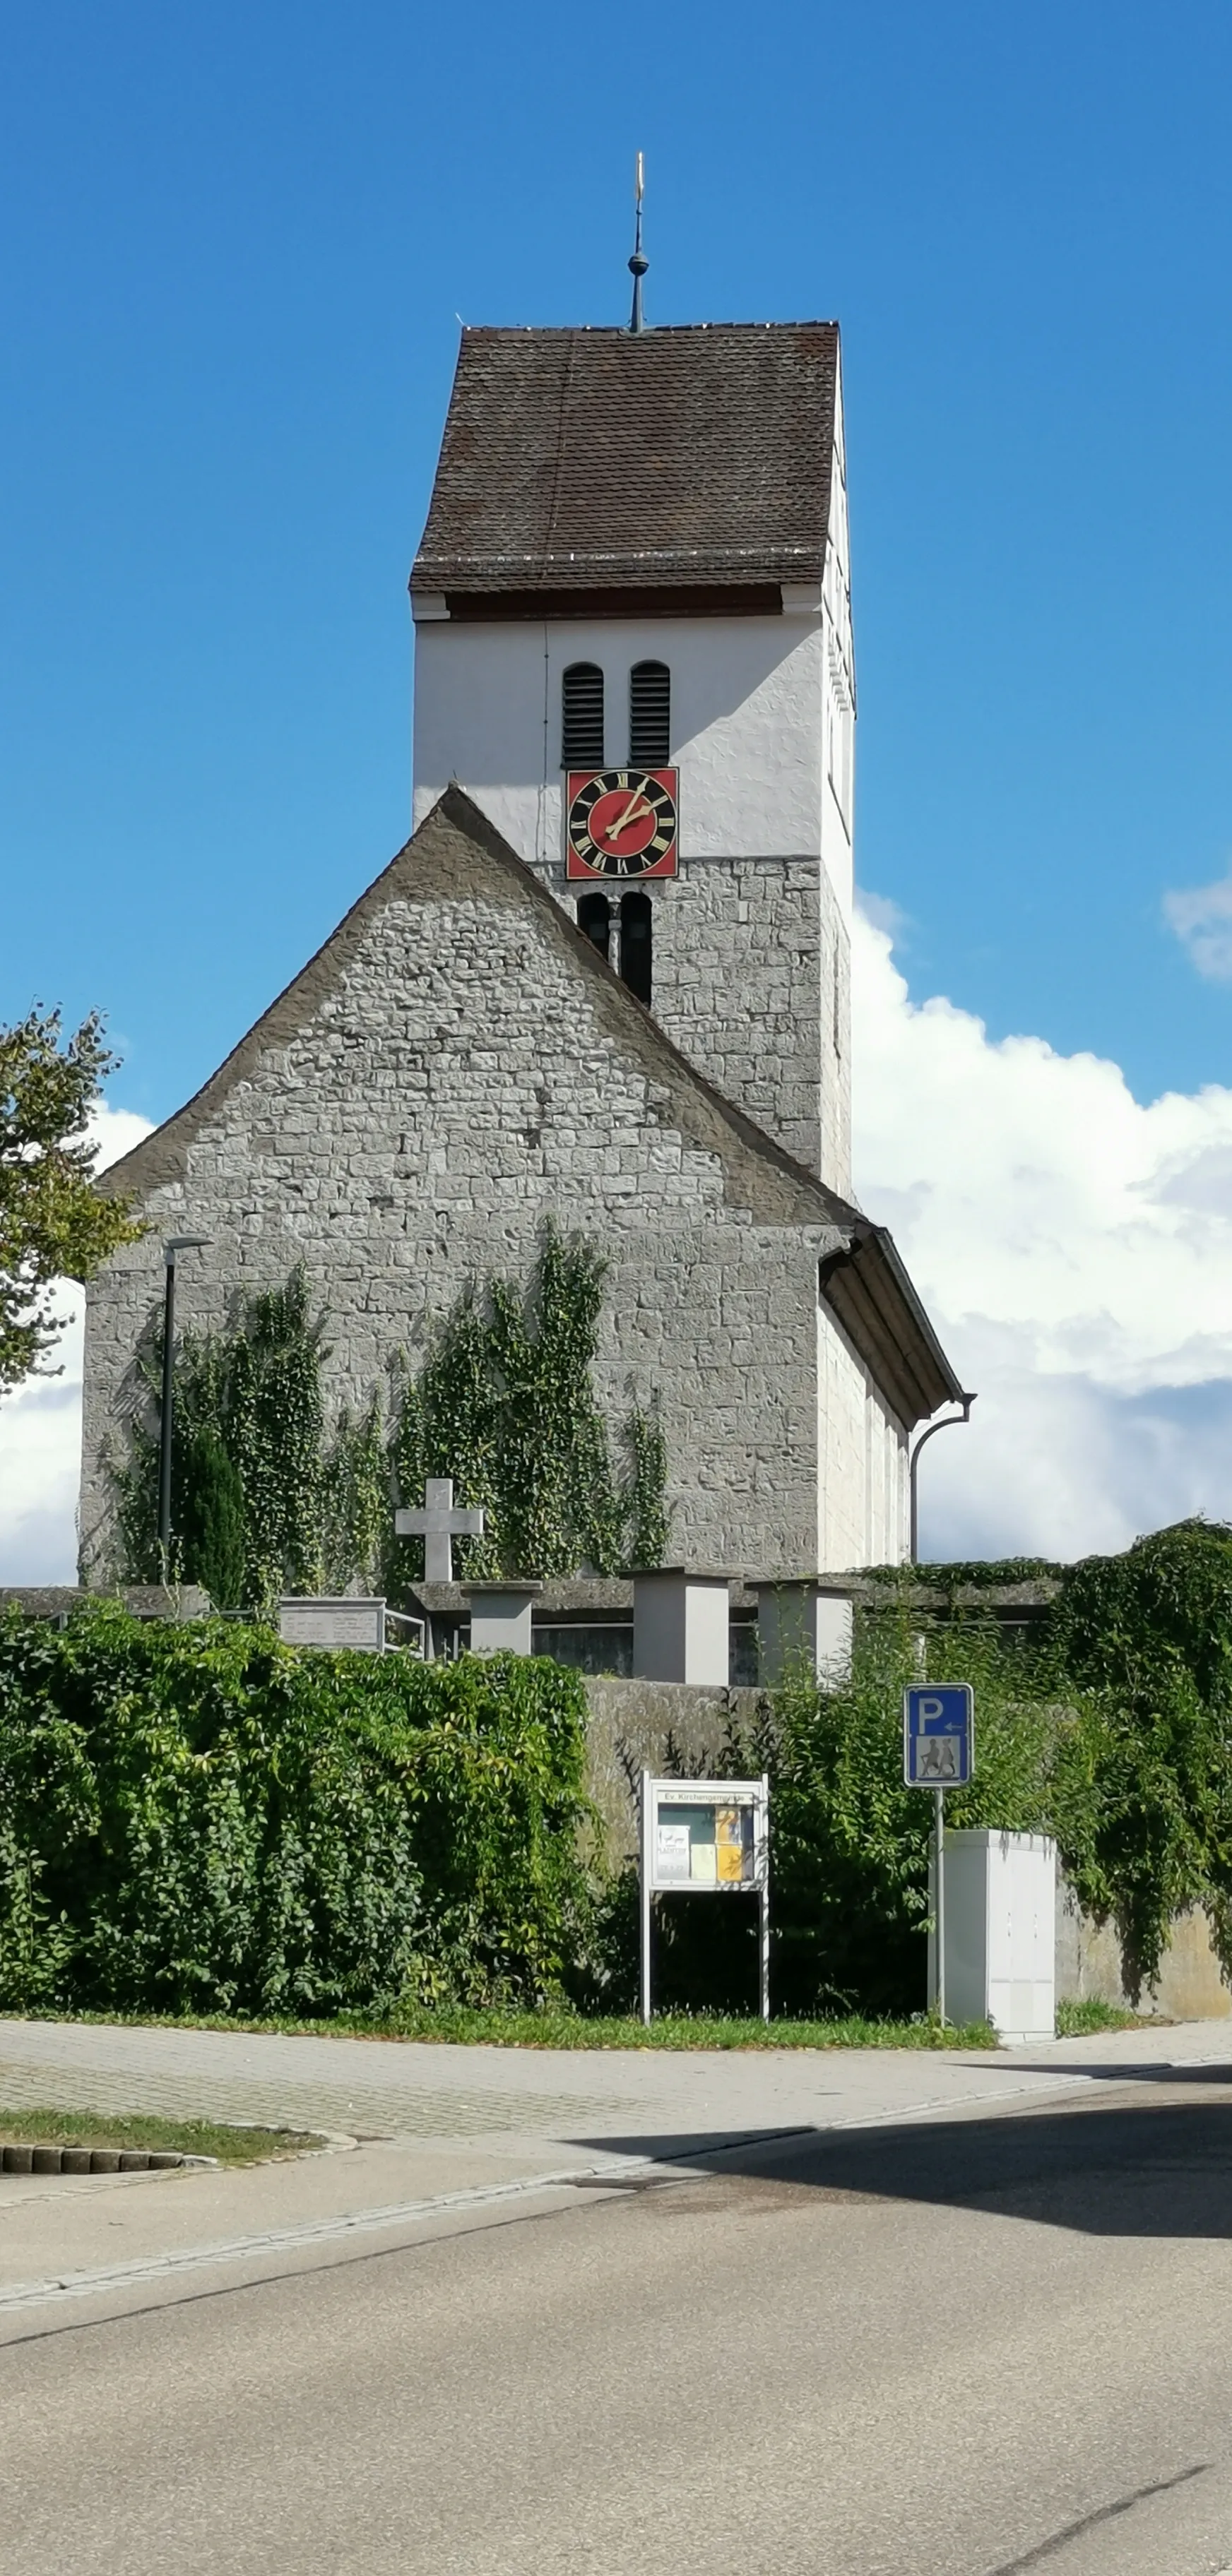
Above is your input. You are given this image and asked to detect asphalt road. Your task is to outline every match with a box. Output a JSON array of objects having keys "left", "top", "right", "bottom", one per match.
[{"left": 4, "top": 2074, "right": 1232, "bottom": 2576}]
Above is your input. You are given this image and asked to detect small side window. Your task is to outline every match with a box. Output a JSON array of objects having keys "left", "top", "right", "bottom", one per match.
[
  {"left": 629, "top": 660, "right": 670, "bottom": 767},
  {"left": 562, "top": 663, "right": 605, "bottom": 769}
]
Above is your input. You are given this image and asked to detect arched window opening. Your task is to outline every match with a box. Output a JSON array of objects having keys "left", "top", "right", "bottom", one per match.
[
  {"left": 629, "top": 660, "right": 670, "bottom": 767},
  {"left": 577, "top": 891, "right": 612, "bottom": 961},
  {"left": 562, "top": 662, "right": 605, "bottom": 769},
  {"left": 620, "top": 891, "right": 653, "bottom": 1008}
]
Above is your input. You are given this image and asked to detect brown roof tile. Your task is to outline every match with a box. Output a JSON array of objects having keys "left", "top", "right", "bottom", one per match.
[{"left": 411, "top": 323, "right": 839, "bottom": 596}]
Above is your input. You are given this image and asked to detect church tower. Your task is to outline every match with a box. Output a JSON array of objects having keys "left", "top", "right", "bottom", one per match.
[
  {"left": 410, "top": 318, "right": 855, "bottom": 1193},
  {"left": 77, "top": 283, "right": 960, "bottom": 1598}
]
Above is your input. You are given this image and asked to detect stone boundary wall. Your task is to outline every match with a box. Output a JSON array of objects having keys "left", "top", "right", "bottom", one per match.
[
  {"left": 1056, "top": 1880, "right": 1230, "bottom": 2021},
  {"left": 582, "top": 1676, "right": 766, "bottom": 1863}
]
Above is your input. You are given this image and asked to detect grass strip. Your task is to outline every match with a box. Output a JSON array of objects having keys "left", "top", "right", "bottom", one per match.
[
  {"left": 1053, "top": 1997, "right": 1152, "bottom": 2037},
  {"left": 4, "top": 2006, "right": 1000, "bottom": 2051},
  {"left": 0, "top": 2107, "right": 325, "bottom": 2163},
  {"left": 349, "top": 2006, "right": 1002, "bottom": 2050}
]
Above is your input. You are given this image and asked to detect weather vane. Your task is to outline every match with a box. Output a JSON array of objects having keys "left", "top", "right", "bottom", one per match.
[{"left": 628, "top": 151, "right": 648, "bottom": 333}]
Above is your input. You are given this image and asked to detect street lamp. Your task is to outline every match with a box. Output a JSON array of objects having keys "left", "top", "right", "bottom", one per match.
[
  {"left": 909, "top": 1393, "right": 976, "bottom": 1564},
  {"left": 158, "top": 1234, "right": 212, "bottom": 1582}
]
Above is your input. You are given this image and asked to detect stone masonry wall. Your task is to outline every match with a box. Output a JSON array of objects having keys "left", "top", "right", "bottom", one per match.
[
  {"left": 528, "top": 851, "right": 851, "bottom": 1195},
  {"left": 81, "top": 803, "right": 853, "bottom": 1586},
  {"left": 583, "top": 1676, "right": 766, "bottom": 1866}
]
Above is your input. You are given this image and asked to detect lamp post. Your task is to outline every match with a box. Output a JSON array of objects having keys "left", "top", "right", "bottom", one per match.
[
  {"left": 158, "top": 1235, "right": 211, "bottom": 1582},
  {"left": 909, "top": 1393, "right": 976, "bottom": 1564}
]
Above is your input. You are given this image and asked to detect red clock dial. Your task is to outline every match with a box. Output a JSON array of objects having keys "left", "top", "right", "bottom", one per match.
[{"left": 565, "top": 768, "right": 679, "bottom": 880}]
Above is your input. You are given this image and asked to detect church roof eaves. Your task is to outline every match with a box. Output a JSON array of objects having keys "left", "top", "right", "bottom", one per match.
[
  {"left": 819, "top": 1229, "right": 965, "bottom": 1429},
  {"left": 411, "top": 323, "right": 839, "bottom": 598},
  {"left": 97, "top": 786, "right": 958, "bottom": 1426}
]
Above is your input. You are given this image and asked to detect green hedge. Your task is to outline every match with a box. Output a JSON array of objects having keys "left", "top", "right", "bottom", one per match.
[{"left": 0, "top": 1606, "right": 593, "bottom": 2019}]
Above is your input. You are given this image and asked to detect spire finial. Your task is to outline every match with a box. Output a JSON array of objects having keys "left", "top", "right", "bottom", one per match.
[{"left": 628, "top": 151, "right": 648, "bottom": 333}]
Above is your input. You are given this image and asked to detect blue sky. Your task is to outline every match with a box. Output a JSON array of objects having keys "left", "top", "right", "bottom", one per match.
[
  {"left": 9, "top": 0, "right": 1232, "bottom": 1575},
  {"left": 6, "top": 0, "right": 1232, "bottom": 1118}
]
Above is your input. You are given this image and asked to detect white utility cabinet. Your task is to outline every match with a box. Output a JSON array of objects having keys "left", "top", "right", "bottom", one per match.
[{"left": 930, "top": 1830, "right": 1056, "bottom": 2045}]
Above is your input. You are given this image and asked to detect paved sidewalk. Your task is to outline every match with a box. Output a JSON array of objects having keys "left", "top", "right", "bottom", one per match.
[
  {"left": 0, "top": 2015, "right": 1226, "bottom": 2332},
  {"left": 0, "top": 2010, "right": 1226, "bottom": 2152}
]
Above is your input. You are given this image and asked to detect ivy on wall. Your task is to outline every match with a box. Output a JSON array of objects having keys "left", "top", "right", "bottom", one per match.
[
  {"left": 391, "top": 1228, "right": 668, "bottom": 1583},
  {"left": 118, "top": 1229, "right": 668, "bottom": 1612}
]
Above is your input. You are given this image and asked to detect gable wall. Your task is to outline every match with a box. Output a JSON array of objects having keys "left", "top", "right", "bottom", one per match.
[{"left": 81, "top": 852, "right": 851, "bottom": 1585}]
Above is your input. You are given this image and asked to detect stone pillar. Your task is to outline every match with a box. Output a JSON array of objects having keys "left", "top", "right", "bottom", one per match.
[
  {"left": 632, "top": 1569, "right": 730, "bottom": 1686},
  {"left": 752, "top": 1580, "right": 855, "bottom": 1686},
  {"left": 461, "top": 1582, "right": 543, "bottom": 1656}
]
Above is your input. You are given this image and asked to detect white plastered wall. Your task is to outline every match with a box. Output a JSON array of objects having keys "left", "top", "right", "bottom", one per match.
[
  {"left": 816, "top": 1294, "right": 909, "bottom": 1569},
  {"left": 411, "top": 610, "right": 836, "bottom": 887}
]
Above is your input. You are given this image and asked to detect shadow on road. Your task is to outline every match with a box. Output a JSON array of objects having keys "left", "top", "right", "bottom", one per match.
[
  {"left": 974, "top": 2051, "right": 1232, "bottom": 2087},
  {"left": 564, "top": 2088, "right": 1232, "bottom": 2237}
]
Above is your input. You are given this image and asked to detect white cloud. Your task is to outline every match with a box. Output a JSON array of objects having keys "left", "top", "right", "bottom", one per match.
[
  {"left": 853, "top": 886, "right": 909, "bottom": 943},
  {"left": 0, "top": 1105, "right": 152, "bottom": 1585},
  {"left": 853, "top": 907, "right": 1232, "bottom": 1559},
  {"left": 1163, "top": 865, "right": 1232, "bottom": 982}
]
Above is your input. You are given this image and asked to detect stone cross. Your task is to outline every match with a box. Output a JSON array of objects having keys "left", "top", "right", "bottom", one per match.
[{"left": 394, "top": 1477, "right": 485, "bottom": 1583}]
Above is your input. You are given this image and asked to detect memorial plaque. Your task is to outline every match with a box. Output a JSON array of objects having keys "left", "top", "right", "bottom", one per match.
[{"left": 278, "top": 1597, "right": 386, "bottom": 1652}]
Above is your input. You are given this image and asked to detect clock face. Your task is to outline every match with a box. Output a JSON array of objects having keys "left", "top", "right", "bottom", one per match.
[{"left": 565, "top": 768, "right": 679, "bottom": 880}]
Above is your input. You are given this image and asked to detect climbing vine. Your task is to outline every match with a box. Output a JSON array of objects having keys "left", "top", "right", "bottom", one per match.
[
  {"left": 119, "top": 1268, "right": 331, "bottom": 1611},
  {"left": 117, "top": 1231, "right": 668, "bottom": 1610},
  {"left": 390, "top": 1229, "right": 666, "bottom": 1582}
]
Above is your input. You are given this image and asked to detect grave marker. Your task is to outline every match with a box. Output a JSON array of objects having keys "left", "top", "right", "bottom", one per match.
[{"left": 394, "top": 1477, "right": 485, "bottom": 1582}]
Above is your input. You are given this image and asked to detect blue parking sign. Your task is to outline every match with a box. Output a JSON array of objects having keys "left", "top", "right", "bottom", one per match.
[{"left": 904, "top": 1683, "right": 973, "bottom": 1787}]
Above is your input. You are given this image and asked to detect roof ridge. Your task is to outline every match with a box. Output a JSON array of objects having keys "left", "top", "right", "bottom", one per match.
[{"left": 458, "top": 320, "right": 841, "bottom": 338}]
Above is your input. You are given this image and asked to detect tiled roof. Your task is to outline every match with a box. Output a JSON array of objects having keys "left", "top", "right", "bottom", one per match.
[{"left": 411, "top": 323, "right": 839, "bottom": 596}]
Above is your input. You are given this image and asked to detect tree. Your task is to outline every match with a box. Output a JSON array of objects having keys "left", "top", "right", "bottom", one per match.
[{"left": 0, "top": 1009, "right": 142, "bottom": 1396}]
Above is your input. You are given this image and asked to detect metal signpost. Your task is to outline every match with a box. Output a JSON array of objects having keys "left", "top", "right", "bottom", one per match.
[
  {"left": 903, "top": 1685, "right": 974, "bottom": 2025},
  {"left": 640, "top": 1773, "right": 770, "bottom": 2025}
]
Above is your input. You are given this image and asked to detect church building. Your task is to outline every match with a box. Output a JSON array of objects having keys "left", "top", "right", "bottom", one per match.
[{"left": 80, "top": 304, "right": 960, "bottom": 1587}]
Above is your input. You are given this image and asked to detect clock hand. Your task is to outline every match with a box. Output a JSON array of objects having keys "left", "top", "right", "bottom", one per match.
[{"left": 603, "top": 789, "right": 653, "bottom": 840}]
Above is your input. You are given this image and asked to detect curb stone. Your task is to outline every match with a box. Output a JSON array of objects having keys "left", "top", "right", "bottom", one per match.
[
  {"left": 0, "top": 2128, "right": 352, "bottom": 2177},
  {"left": 1, "top": 2145, "right": 216, "bottom": 2175}
]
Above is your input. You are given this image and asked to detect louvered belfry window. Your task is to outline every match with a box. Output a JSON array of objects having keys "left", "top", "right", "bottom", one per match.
[
  {"left": 562, "top": 663, "right": 605, "bottom": 768},
  {"left": 629, "top": 660, "right": 670, "bottom": 767}
]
